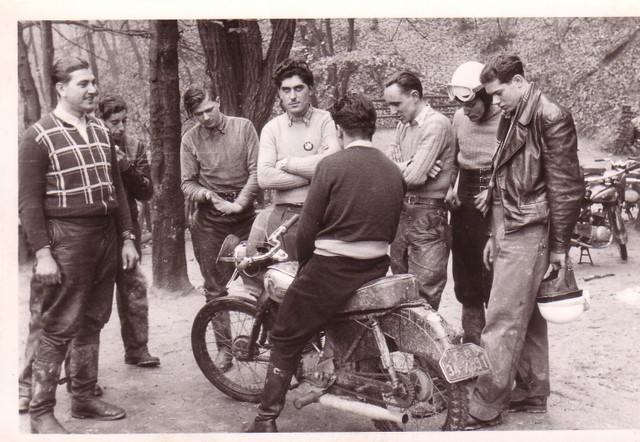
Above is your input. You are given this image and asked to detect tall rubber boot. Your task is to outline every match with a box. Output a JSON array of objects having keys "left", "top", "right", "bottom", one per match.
[
  {"left": 243, "top": 363, "right": 293, "bottom": 432},
  {"left": 462, "top": 304, "right": 486, "bottom": 345},
  {"left": 29, "top": 358, "right": 69, "bottom": 433},
  {"left": 69, "top": 334, "right": 126, "bottom": 420},
  {"left": 212, "top": 311, "right": 233, "bottom": 372}
]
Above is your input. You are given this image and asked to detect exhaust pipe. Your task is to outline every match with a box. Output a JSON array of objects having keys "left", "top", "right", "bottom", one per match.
[{"left": 293, "top": 392, "right": 408, "bottom": 424}]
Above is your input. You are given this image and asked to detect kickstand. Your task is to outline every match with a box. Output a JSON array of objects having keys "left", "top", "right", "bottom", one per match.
[{"left": 578, "top": 246, "right": 593, "bottom": 265}]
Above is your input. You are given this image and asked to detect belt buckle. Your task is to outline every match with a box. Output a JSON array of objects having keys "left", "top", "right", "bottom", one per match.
[{"left": 406, "top": 195, "right": 418, "bottom": 205}]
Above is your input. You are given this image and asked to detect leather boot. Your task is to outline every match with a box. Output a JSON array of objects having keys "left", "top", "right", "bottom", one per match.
[
  {"left": 462, "top": 304, "right": 486, "bottom": 345},
  {"left": 243, "top": 364, "right": 293, "bottom": 432},
  {"left": 29, "top": 359, "right": 68, "bottom": 433},
  {"left": 211, "top": 311, "right": 233, "bottom": 372},
  {"left": 69, "top": 334, "right": 126, "bottom": 421}
]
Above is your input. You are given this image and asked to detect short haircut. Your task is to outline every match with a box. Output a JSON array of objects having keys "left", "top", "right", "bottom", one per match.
[
  {"left": 480, "top": 54, "right": 525, "bottom": 85},
  {"left": 51, "top": 57, "right": 90, "bottom": 86},
  {"left": 273, "top": 57, "right": 314, "bottom": 89},
  {"left": 328, "top": 93, "right": 377, "bottom": 140},
  {"left": 385, "top": 71, "right": 423, "bottom": 99},
  {"left": 183, "top": 84, "right": 215, "bottom": 118},
  {"left": 98, "top": 93, "right": 127, "bottom": 120}
]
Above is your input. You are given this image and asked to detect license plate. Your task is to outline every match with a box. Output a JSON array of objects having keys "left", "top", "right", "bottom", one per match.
[{"left": 439, "top": 343, "right": 491, "bottom": 383}]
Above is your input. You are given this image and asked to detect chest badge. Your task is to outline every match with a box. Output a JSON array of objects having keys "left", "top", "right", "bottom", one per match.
[{"left": 303, "top": 141, "right": 314, "bottom": 151}]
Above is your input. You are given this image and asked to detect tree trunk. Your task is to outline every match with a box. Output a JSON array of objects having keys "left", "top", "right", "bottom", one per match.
[
  {"left": 18, "top": 22, "right": 41, "bottom": 129},
  {"left": 40, "top": 21, "right": 56, "bottom": 111},
  {"left": 148, "top": 20, "right": 192, "bottom": 292},
  {"left": 197, "top": 19, "right": 296, "bottom": 133},
  {"left": 83, "top": 22, "right": 101, "bottom": 86}
]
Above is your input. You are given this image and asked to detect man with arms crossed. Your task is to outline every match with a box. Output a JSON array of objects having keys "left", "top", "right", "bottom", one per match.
[
  {"left": 383, "top": 71, "right": 456, "bottom": 311},
  {"left": 254, "top": 57, "right": 341, "bottom": 260}
]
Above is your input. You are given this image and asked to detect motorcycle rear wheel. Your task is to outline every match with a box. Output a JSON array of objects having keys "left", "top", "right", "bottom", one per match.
[
  {"left": 191, "top": 297, "right": 268, "bottom": 403},
  {"left": 366, "top": 354, "right": 470, "bottom": 431}
]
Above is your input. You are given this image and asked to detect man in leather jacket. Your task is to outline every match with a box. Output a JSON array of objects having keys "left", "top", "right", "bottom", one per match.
[{"left": 465, "top": 54, "right": 584, "bottom": 430}]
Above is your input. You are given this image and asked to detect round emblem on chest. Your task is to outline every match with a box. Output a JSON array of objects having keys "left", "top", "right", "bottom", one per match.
[{"left": 303, "top": 141, "right": 314, "bottom": 151}]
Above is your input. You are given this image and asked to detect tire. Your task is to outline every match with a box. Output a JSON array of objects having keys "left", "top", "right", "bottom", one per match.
[
  {"left": 371, "top": 354, "right": 470, "bottom": 431},
  {"left": 191, "top": 297, "right": 269, "bottom": 403},
  {"left": 608, "top": 206, "right": 628, "bottom": 261}
]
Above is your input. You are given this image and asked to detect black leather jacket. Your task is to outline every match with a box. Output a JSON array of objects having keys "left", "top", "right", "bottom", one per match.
[{"left": 493, "top": 84, "right": 584, "bottom": 254}]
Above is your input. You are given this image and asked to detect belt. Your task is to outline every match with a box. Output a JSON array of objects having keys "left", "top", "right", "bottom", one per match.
[
  {"left": 460, "top": 167, "right": 492, "bottom": 176},
  {"left": 404, "top": 196, "right": 446, "bottom": 208},
  {"left": 277, "top": 202, "right": 304, "bottom": 208}
]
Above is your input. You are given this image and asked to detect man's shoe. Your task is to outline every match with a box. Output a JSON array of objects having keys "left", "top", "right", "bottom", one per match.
[
  {"left": 19, "top": 396, "right": 30, "bottom": 413},
  {"left": 214, "top": 349, "right": 233, "bottom": 372},
  {"left": 71, "top": 399, "right": 126, "bottom": 421},
  {"left": 464, "top": 413, "right": 503, "bottom": 431},
  {"left": 509, "top": 396, "right": 547, "bottom": 413},
  {"left": 124, "top": 351, "right": 160, "bottom": 367}
]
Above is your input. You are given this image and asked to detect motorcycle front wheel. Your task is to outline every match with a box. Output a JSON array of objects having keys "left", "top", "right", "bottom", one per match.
[
  {"left": 608, "top": 206, "right": 628, "bottom": 260},
  {"left": 191, "top": 297, "right": 270, "bottom": 403}
]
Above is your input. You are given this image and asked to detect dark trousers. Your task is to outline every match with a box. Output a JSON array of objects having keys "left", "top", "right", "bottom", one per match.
[
  {"left": 268, "top": 253, "right": 390, "bottom": 372},
  {"left": 32, "top": 216, "right": 117, "bottom": 362},
  {"left": 390, "top": 205, "right": 451, "bottom": 310},
  {"left": 450, "top": 168, "right": 493, "bottom": 307},
  {"left": 191, "top": 205, "right": 255, "bottom": 300}
]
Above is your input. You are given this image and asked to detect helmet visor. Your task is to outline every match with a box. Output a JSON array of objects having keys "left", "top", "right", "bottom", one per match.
[{"left": 446, "top": 84, "right": 484, "bottom": 103}]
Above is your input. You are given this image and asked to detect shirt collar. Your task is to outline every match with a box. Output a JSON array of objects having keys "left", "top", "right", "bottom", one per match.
[
  {"left": 287, "top": 105, "right": 313, "bottom": 127},
  {"left": 409, "top": 104, "right": 431, "bottom": 127},
  {"left": 345, "top": 140, "right": 375, "bottom": 149},
  {"left": 53, "top": 105, "right": 88, "bottom": 129},
  {"left": 201, "top": 114, "right": 228, "bottom": 139}
]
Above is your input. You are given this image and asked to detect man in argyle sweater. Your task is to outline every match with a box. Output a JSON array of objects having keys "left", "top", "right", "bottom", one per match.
[{"left": 19, "top": 57, "right": 138, "bottom": 433}]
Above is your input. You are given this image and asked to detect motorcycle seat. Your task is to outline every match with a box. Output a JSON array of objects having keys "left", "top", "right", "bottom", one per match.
[{"left": 338, "top": 274, "right": 420, "bottom": 314}]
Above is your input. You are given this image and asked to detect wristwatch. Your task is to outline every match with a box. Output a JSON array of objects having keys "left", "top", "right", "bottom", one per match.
[{"left": 122, "top": 231, "right": 136, "bottom": 242}]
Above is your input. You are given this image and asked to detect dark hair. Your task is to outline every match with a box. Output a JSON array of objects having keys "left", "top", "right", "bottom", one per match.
[
  {"left": 183, "top": 84, "right": 215, "bottom": 118},
  {"left": 385, "top": 71, "right": 423, "bottom": 99},
  {"left": 51, "top": 57, "right": 90, "bottom": 86},
  {"left": 480, "top": 54, "right": 525, "bottom": 85},
  {"left": 98, "top": 93, "right": 127, "bottom": 120},
  {"left": 273, "top": 57, "right": 314, "bottom": 89},
  {"left": 475, "top": 88, "right": 494, "bottom": 112},
  {"left": 328, "top": 93, "right": 377, "bottom": 140}
]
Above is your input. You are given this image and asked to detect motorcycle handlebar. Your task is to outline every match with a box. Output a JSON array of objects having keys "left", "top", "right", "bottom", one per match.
[{"left": 236, "top": 214, "right": 300, "bottom": 271}]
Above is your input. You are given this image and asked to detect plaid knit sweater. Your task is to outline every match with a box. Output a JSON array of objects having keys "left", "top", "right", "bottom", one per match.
[{"left": 19, "top": 112, "right": 133, "bottom": 251}]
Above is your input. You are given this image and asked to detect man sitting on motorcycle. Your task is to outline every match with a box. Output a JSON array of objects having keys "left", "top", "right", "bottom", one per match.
[{"left": 243, "top": 94, "right": 407, "bottom": 432}]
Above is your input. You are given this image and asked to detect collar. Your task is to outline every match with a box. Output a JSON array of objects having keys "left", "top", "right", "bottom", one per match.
[
  {"left": 287, "top": 105, "right": 313, "bottom": 127},
  {"left": 408, "top": 104, "right": 431, "bottom": 128},
  {"left": 515, "top": 83, "right": 542, "bottom": 126},
  {"left": 53, "top": 105, "right": 88, "bottom": 128},
  {"left": 481, "top": 104, "right": 502, "bottom": 122},
  {"left": 201, "top": 114, "right": 228, "bottom": 139},
  {"left": 345, "top": 140, "right": 375, "bottom": 149}
]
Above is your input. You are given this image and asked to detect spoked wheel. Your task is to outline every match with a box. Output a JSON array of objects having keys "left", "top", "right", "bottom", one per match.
[
  {"left": 608, "top": 206, "right": 628, "bottom": 261},
  {"left": 191, "top": 297, "right": 270, "bottom": 403},
  {"left": 367, "top": 353, "right": 470, "bottom": 431}
]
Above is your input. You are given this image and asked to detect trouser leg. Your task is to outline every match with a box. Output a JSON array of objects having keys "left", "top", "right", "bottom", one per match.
[
  {"left": 391, "top": 206, "right": 451, "bottom": 310},
  {"left": 29, "top": 335, "right": 69, "bottom": 434},
  {"left": 19, "top": 278, "right": 46, "bottom": 411},
  {"left": 116, "top": 265, "right": 154, "bottom": 361},
  {"left": 469, "top": 207, "right": 549, "bottom": 421},
  {"left": 246, "top": 254, "right": 390, "bottom": 432}
]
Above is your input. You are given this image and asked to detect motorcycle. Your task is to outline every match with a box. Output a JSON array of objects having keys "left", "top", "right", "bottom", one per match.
[
  {"left": 191, "top": 215, "right": 491, "bottom": 431},
  {"left": 572, "top": 159, "right": 640, "bottom": 262},
  {"left": 611, "top": 159, "right": 640, "bottom": 221}
]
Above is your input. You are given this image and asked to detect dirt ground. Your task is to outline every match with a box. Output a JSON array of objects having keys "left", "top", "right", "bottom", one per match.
[{"left": 8, "top": 143, "right": 640, "bottom": 441}]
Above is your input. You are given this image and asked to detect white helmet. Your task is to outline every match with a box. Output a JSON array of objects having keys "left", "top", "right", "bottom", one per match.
[{"left": 447, "top": 61, "right": 485, "bottom": 102}]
